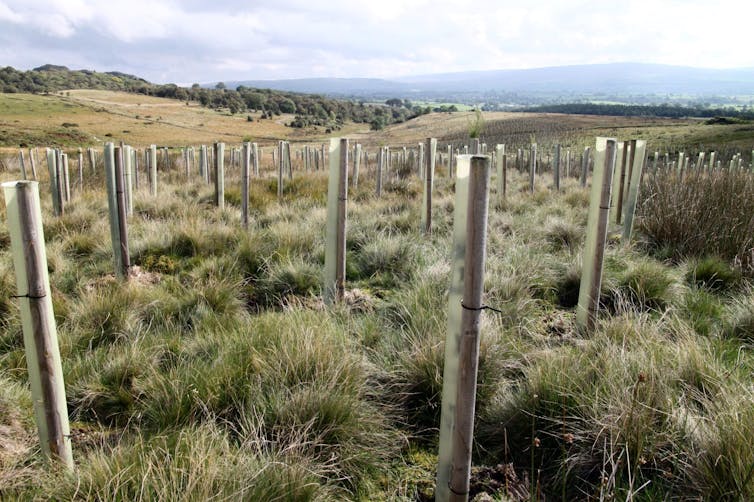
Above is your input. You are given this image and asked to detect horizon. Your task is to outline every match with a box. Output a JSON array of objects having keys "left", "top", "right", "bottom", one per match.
[{"left": 17, "top": 61, "right": 754, "bottom": 88}]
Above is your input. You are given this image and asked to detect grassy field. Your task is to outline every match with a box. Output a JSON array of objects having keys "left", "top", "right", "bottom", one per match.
[
  {"left": 0, "top": 92, "right": 753, "bottom": 500},
  {"left": 0, "top": 91, "right": 372, "bottom": 148}
]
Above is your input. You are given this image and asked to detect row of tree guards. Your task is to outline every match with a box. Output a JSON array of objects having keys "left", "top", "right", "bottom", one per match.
[{"left": 0, "top": 131, "right": 724, "bottom": 500}]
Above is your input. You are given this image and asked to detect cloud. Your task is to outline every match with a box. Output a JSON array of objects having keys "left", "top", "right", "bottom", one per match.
[{"left": 0, "top": 0, "right": 752, "bottom": 83}]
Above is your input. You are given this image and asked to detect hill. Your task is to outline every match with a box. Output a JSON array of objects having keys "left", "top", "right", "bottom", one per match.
[
  {"left": 0, "top": 65, "right": 424, "bottom": 133},
  {"left": 221, "top": 62, "right": 754, "bottom": 105}
]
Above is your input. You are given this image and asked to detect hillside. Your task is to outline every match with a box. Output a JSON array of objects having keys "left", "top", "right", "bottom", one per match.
[
  {"left": 0, "top": 90, "right": 370, "bottom": 147},
  {"left": 0, "top": 65, "right": 423, "bottom": 133}
]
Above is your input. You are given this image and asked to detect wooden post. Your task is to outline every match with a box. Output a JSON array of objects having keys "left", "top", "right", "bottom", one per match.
[
  {"left": 447, "top": 144, "right": 453, "bottom": 178},
  {"left": 495, "top": 144, "right": 506, "bottom": 198},
  {"left": 553, "top": 144, "right": 561, "bottom": 191},
  {"left": 324, "top": 138, "right": 348, "bottom": 304},
  {"left": 278, "top": 141, "right": 284, "bottom": 200},
  {"left": 576, "top": 138, "right": 617, "bottom": 333},
  {"left": 622, "top": 140, "right": 647, "bottom": 242},
  {"left": 87, "top": 147, "right": 96, "bottom": 176},
  {"left": 580, "top": 147, "right": 591, "bottom": 187},
  {"left": 45, "top": 149, "right": 63, "bottom": 216},
  {"left": 214, "top": 142, "right": 225, "bottom": 208},
  {"left": 242, "top": 141, "right": 250, "bottom": 229},
  {"left": 529, "top": 143, "right": 537, "bottom": 192},
  {"left": 61, "top": 153, "right": 71, "bottom": 203},
  {"left": 615, "top": 141, "right": 630, "bottom": 224},
  {"left": 149, "top": 144, "right": 157, "bottom": 196},
  {"left": 104, "top": 144, "right": 130, "bottom": 279},
  {"left": 2, "top": 180, "right": 73, "bottom": 470},
  {"left": 353, "top": 143, "right": 362, "bottom": 188},
  {"left": 566, "top": 148, "right": 571, "bottom": 178},
  {"left": 18, "top": 150, "right": 27, "bottom": 180},
  {"left": 77, "top": 148, "right": 83, "bottom": 191},
  {"left": 422, "top": 138, "right": 436, "bottom": 234},
  {"left": 285, "top": 141, "right": 293, "bottom": 180},
  {"left": 471, "top": 138, "right": 480, "bottom": 154},
  {"left": 436, "top": 155, "right": 491, "bottom": 502},
  {"left": 133, "top": 148, "right": 139, "bottom": 189},
  {"left": 376, "top": 147, "right": 383, "bottom": 197}
]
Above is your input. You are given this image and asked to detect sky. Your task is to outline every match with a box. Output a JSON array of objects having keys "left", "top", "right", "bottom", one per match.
[{"left": 0, "top": 0, "right": 752, "bottom": 85}]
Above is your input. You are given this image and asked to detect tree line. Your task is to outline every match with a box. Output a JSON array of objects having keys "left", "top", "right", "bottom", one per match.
[
  {"left": 0, "top": 65, "right": 427, "bottom": 131},
  {"left": 513, "top": 102, "right": 754, "bottom": 120}
]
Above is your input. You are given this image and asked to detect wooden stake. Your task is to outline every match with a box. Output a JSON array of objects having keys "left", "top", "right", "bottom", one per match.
[
  {"left": 576, "top": 138, "right": 617, "bottom": 333},
  {"left": 622, "top": 140, "right": 647, "bottom": 242},
  {"left": 214, "top": 142, "right": 225, "bottom": 208},
  {"left": 553, "top": 144, "right": 561, "bottom": 191},
  {"left": 77, "top": 148, "right": 83, "bottom": 192},
  {"left": 529, "top": 143, "right": 537, "bottom": 192},
  {"left": 18, "top": 150, "right": 27, "bottom": 180},
  {"left": 45, "top": 149, "right": 63, "bottom": 216},
  {"left": 88, "top": 147, "right": 96, "bottom": 176},
  {"left": 353, "top": 143, "right": 362, "bottom": 188},
  {"left": 252, "top": 143, "right": 259, "bottom": 177},
  {"left": 580, "top": 147, "right": 590, "bottom": 187},
  {"left": 324, "top": 138, "right": 348, "bottom": 304},
  {"left": 422, "top": 138, "right": 436, "bottom": 234},
  {"left": 285, "top": 141, "right": 293, "bottom": 180},
  {"left": 436, "top": 155, "right": 491, "bottom": 502},
  {"left": 242, "top": 141, "right": 250, "bottom": 229},
  {"left": 61, "top": 153, "right": 71, "bottom": 203},
  {"left": 277, "top": 140, "right": 284, "bottom": 200},
  {"left": 2, "top": 180, "right": 73, "bottom": 470},
  {"left": 376, "top": 147, "right": 383, "bottom": 197}
]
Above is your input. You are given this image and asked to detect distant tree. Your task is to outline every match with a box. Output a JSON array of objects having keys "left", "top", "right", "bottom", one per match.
[
  {"left": 215, "top": 82, "right": 226, "bottom": 90},
  {"left": 385, "top": 98, "right": 403, "bottom": 107}
]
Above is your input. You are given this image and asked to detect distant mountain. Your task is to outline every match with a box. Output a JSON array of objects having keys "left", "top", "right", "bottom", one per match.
[{"left": 217, "top": 63, "right": 754, "bottom": 104}]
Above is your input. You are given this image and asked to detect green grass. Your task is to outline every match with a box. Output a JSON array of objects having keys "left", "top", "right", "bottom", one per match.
[{"left": 0, "top": 148, "right": 753, "bottom": 501}]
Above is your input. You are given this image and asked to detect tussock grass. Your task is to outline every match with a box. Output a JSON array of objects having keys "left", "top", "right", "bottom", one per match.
[
  {"left": 639, "top": 169, "right": 754, "bottom": 272},
  {"left": 1, "top": 159, "right": 753, "bottom": 500}
]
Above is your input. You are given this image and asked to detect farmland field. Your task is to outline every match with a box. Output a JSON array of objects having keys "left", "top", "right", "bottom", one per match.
[{"left": 0, "top": 91, "right": 753, "bottom": 500}]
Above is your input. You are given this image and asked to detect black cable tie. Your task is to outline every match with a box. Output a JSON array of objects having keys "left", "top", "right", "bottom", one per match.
[
  {"left": 11, "top": 293, "right": 47, "bottom": 300},
  {"left": 460, "top": 300, "right": 504, "bottom": 314}
]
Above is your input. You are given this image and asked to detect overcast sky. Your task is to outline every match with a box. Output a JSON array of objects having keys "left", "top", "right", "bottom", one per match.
[{"left": 0, "top": 0, "right": 752, "bottom": 85}]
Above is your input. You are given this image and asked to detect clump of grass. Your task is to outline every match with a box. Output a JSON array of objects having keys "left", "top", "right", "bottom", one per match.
[
  {"left": 249, "top": 258, "right": 321, "bottom": 308},
  {"left": 26, "top": 424, "right": 335, "bottom": 501},
  {"left": 686, "top": 256, "right": 742, "bottom": 292},
  {"left": 721, "top": 290, "right": 754, "bottom": 342},
  {"left": 543, "top": 217, "right": 583, "bottom": 252},
  {"left": 477, "top": 315, "right": 714, "bottom": 499},
  {"left": 67, "top": 283, "right": 146, "bottom": 350},
  {"left": 689, "top": 389, "right": 754, "bottom": 500},
  {"left": 617, "top": 259, "right": 677, "bottom": 312},
  {"left": 553, "top": 261, "right": 582, "bottom": 308},
  {"left": 639, "top": 170, "right": 754, "bottom": 272},
  {"left": 352, "top": 233, "right": 417, "bottom": 288}
]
